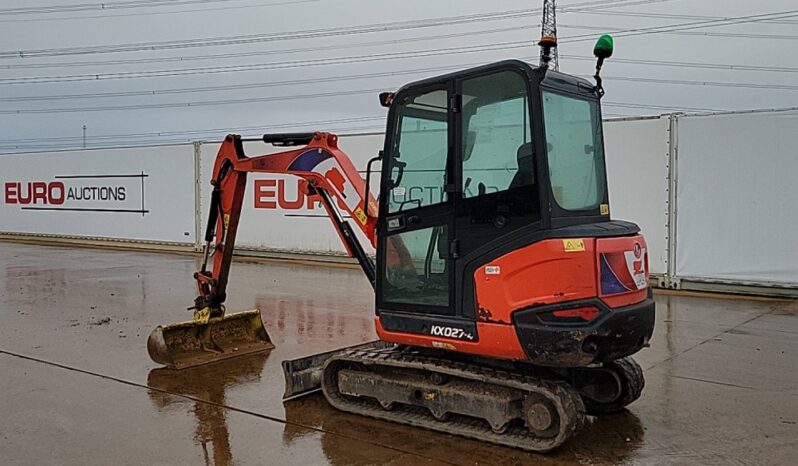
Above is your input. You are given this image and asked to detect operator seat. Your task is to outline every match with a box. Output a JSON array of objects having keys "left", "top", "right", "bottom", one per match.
[{"left": 509, "top": 142, "right": 535, "bottom": 189}]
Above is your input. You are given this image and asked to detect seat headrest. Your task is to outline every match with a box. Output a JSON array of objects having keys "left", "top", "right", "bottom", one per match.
[{"left": 517, "top": 142, "right": 534, "bottom": 162}]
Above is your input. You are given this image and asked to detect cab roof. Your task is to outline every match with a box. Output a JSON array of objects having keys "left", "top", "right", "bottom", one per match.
[{"left": 393, "top": 59, "right": 598, "bottom": 99}]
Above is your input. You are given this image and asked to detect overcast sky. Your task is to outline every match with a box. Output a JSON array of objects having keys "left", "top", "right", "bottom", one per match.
[{"left": 1, "top": 0, "right": 797, "bottom": 153}]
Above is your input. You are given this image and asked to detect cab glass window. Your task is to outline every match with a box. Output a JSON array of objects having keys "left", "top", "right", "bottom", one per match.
[
  {"left": 461, "top": 71, "right": 533, "bottom": 198},
  {"left": 388, "top": 89, "right": 449, "bottom": 213},
  {"left": 542, "top": 91, "right": 606, "bottom": 211},
  {"left": 382, "top": 226, "right": 449, "bottom": 307}
]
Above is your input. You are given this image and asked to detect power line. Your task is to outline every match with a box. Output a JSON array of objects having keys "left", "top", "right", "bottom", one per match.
[
  {"left": 0, "top": 124, "right": 388, "bottom": 152},
  {"left": 603, "top": 101, "right": 723, "bottom": 112},
  {"left": 1, "top": 24, "right": 534, "bottom": 71},
  {"left": 572, "top": 8, "right": 798, "bottom": 26},
  {"left": 0, "top": 63, "right": 481, "bottom": 102},
  {"left": 0, "top": 41, "right": 534, "bottom": 85},
  {"left": 559, "top": 9, "right": 798, "bottom": 44},
  {"left": 0, "top": 98, "right": 702, "bottom": 151},
  {"left": 602, "top": 75, "right": 798, "bottom": 91},
  {"left": 0, "top": 75, "right": 747, "bottom": 115},
  {"left": 0, "top": 9, "right": 541, "bottom": 60},
  {"left": 560, "top": 22, "right": 798, "bottom": 41},
  {"left": 7, "top": 34, "right": 798, "bottom": 90},
  {"left": 0, "top": 0, "right": 643, "bottom": 24},
  {"left": 5, "top": 53, "right": 798, "bottom": 105},
  {"left": 0, "top": 0, "right": 248, "bottom": 15},
  {"left": 559, "top": 55, "right": 798, "bottom": 74},
  {"left": 0, "top": 0, "right": 320, "bottom": 23},
  {"left": 0, "top": 87, "right": 387, "bottom": 114},
  {"left": 0, "top": 116, "right": 387, "bottom": 143},
  {"left": 0, "top": 0, "right": 668, "bottom": 59},
  {"left": 0, "top": 98, "right": 703, "bottom": 150},
  {"left": 8, "top": 13, "right": 796, "bottom": 74},
  {"left": 5, "top": 6, "right": 794, "bottom": 85}
]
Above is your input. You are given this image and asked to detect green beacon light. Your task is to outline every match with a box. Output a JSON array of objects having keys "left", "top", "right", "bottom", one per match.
[
  {"left": 592, "top": 34, "right": 614, "bottom": 98},
  {"left": 594, "top": 34, "right": 614, "bottom": 60}
]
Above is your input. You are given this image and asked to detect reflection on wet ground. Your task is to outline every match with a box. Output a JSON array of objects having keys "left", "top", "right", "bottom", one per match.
[
  {"left": 147, "top": 353, "right": 270, "bottom": 466},
  {"left": 1, "top": 243, "right": 797, "bottom": 465}
]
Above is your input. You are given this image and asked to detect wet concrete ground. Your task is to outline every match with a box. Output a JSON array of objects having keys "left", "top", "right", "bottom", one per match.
[{"left": 0, "top": 242, "right": 796, "bottom": 465}]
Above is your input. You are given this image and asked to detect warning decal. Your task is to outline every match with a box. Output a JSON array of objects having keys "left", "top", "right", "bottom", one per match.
[
  {"left": 563, "top": 239, "right": 585, "bottom": 252},
  {"left": 353, "top": 206, "right": 367, "bottom": 225}
]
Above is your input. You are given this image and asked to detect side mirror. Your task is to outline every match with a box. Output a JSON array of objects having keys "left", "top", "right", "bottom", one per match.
[
  {"left": 592, "top": 35, "right": 614, "bottom": 98},
  {"left": 364, "top": 152, "right": 383, "bottom": 218},
  {"left": 388, "top": 159, "right": 407, "bottom": 189},
  {"left": 379, "top": 92, "right": 395, "bottom": 108}
]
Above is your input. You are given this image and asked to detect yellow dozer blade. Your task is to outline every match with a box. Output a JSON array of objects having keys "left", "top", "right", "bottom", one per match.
[{"left": 147, "top": 309, "right": 274, "bottom": 369}]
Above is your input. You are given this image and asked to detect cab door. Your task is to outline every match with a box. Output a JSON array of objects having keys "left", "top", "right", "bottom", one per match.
[
  {"left": 376, "top": 84, "right": 456, "bottom": 317},
  {"left": 453, "top": 67, "right": 543, "bottom": 319}
]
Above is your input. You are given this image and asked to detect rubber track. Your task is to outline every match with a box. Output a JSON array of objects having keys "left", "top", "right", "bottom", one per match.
[
  {"left": 584, "top": 356, "right": 645, "bottom": 414},
  {"left": 321, "top": 345, "right": 586, "bottom": 452}
]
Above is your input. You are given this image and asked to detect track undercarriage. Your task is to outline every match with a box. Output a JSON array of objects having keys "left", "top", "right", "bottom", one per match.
[{"left": 283, "top": 342, "right": 645, "bottom": 452}]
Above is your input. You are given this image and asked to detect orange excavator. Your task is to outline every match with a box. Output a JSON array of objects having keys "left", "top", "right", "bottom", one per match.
[{"left": 148, "top": 36, "right": 655, "bottom": 451}]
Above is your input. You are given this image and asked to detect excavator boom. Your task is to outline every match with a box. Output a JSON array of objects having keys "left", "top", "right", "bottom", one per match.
[{"left": 147, "top": 131, "right": 379, "bottom": 369}]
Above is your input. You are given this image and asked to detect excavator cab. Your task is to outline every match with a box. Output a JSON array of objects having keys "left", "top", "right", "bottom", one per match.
[{"left": 374, "top": 60, "right": 654, "bottom": 365}]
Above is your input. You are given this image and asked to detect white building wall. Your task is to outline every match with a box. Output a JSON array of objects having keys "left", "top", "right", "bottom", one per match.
[
  {"left": 604, "top": 116, "right": 670, "bottom": 275},
  {"left": 674, "top": 109, "right": 798, "bottom": 285},
  {"left": 2, "top": 109, "right": 796, "bottom": 291},
  {"left": 0, "top": 144, "right": 196, "bottom": 244}
]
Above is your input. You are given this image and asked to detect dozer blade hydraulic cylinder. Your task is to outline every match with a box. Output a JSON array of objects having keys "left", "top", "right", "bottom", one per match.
[{"left": 147, "top": 309, "right": 274, "bottom": 369}]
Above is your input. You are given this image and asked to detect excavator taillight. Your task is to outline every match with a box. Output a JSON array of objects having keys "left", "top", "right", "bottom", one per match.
[
  {"left": 536, "top": 306, "right": 602, "bottom": 325},
  {"left": 551, "top": 307, "right": 600, "bottom": 322}
]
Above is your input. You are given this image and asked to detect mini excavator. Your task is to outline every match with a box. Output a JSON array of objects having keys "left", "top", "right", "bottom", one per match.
[{"left": 148, "top": 35, "right": 655, "bottom": 451}]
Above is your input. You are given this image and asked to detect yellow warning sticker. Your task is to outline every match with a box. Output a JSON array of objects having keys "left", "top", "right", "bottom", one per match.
[
  {"left": 353, "top": 207, "right": 368, "bottom": 225},
  {"left": 600, "top": 204, "right": 609, "bottom": 215},
  {"left": 563, "top": 239, "right": 585, "bottom": 252}
]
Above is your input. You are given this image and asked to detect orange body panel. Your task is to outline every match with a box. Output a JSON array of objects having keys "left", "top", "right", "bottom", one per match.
[
  {"left": 377, "top": 234, "right": 652, "bottom": 361},
  {"left": 474, "top": 238, "right": 599, "bottom": 325},
  {"left": 375, "top": 317, "right": 527, "bottom": 360}
]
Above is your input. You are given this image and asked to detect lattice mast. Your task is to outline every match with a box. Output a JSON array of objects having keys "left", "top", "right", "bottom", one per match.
[{"left": 539, "top": 0, "right": 559, "bottom": 71}]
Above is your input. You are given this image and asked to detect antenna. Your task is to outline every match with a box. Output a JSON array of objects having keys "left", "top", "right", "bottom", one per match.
[{"left": 539, "top": 0, "right": 559, "bottom": 71}]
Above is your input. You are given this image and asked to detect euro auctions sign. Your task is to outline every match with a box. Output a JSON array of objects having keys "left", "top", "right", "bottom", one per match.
[
  {"left": 0, "top": 145, "right": 197, "bottom": 244},
  {"left": 4, "top": 173, "right": 148, "bottom": 215}
]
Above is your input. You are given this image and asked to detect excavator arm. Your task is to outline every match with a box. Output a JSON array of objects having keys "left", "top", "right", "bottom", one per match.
[
  {"left": 194, "top": 131, "right": 379, "bottom": 319},
  {"left": 147, "top": 130, "right": 380, "bottom": 369}
]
